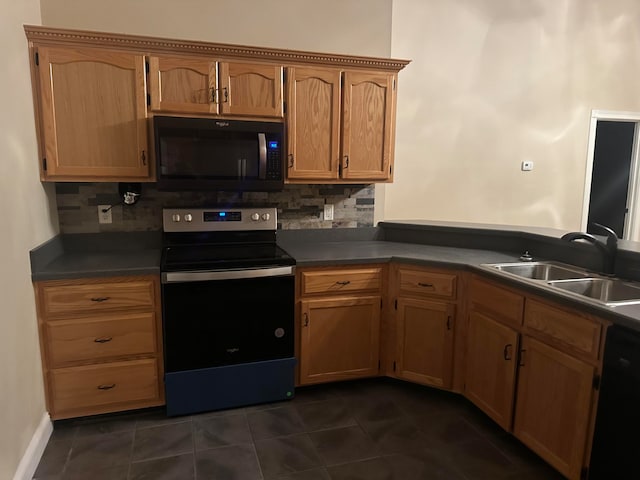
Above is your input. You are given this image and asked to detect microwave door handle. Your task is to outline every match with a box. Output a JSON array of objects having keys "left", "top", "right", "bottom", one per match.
[
  {"left": 258, "top": 133, "right": 267, "bottom": 179},
  {"left": 237, "top": 158, "right": 242, "bottom": 179},
  {"left": 242, "top": 158, "right": 247, "bottom": 179}
]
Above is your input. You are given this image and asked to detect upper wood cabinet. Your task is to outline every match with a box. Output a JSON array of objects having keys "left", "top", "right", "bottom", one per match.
[
  {"left": 286, "top": 66, "right": 397, "bottom": 183},
  {"left": 148, "top": 56, "right": 283, "bottom": 117},
  {"left": 286, "top": 67, "right": 341, "bottom": 181},
  {"left": 35, "top": 46, "right": 149, "bottom": 181},
  {"left": 25, "top": 26, "right": 409, "bottom": 183},
  {"left": 341, "top": 71, "right": 395, "bottom": 181}
]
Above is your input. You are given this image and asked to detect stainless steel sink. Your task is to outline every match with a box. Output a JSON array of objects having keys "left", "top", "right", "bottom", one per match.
[
  {"left": 548, "top": 278, "right": 640, "bottom": 305},
  {"left": 481, "top": 260, "right": 640, "bottom": 306},
  {"left": 486, "top": 262, "right": 591, "bottom": 281}
]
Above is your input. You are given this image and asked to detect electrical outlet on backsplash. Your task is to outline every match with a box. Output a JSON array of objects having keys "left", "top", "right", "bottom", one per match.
[{"left": 55, "top": 183, "right": 376, "bottom": 234}]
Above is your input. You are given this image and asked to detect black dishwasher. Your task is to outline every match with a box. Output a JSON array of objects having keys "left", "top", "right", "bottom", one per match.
[{"left": 589, "top": 324, "right": 640, "bottom": 478}]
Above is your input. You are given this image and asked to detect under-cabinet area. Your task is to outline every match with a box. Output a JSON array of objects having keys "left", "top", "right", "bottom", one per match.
[{"left": 24, "top": 26, "right": 408, "bottom": 184}]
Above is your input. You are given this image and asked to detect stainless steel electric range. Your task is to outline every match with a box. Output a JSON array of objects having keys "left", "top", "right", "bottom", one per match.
[{"left": 160, "top": 207, "right": 296, "bottom": 416}]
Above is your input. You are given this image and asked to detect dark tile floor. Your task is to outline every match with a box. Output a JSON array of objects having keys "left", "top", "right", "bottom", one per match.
[{"left": 33, "top": 378, "right": 566, "bottom": 480}]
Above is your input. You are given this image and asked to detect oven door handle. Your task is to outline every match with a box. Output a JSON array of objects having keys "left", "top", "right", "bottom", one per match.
[{"left": 162, "top": 266, "right": 295, "bottom": 284}]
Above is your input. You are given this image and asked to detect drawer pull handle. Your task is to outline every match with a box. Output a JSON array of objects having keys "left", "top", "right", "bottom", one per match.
[
  {"left": 303, "top": 313, "right": 309, "bottom": 327},
  {"left": 336, "top": 281, "right": 351, "bottom": 286},
  {"left": 503, "top": 344, "right": 513, "bottom": 361},
  {"left": 418, "top": 282, "right": 434, "bottom": 288},
  {"left": 90, "top": 297, "right": 110, "bottom": 303},
  {"left": 97, "top": 384, "right": 116, "bottom": 390},
  {"left": 94, "top": 337, "right": 113, "bottom": 344},
  {"left": 446, "top": 316, "right": 452, "bottom": 330}
]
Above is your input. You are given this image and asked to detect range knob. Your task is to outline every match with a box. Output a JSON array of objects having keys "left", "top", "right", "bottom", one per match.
[
  {"left": 261, "top": 213, "right": 270, "bottom": 221},
  {"left": 172, "top": 214, "right": 181, "bottom": 222},
  {"left": 184, "top": 214, "right": 193, "bottom": 222},
  {"left": 251, "top": 213, "right": 260, "bottom": 221}
]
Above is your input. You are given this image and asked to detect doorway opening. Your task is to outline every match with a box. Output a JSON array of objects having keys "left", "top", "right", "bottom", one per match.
[{"left": 582, "top": 111, "right": 640, "bottom": 240}]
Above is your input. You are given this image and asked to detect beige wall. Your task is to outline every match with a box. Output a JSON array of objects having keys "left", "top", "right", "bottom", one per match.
[
  {"left": 0, "top": 0, "right": 58, "bottom": 477},
  {"left": 39, "top": 0, "right": 392, "bottom": 57},
  {"left": 385, "top": 0, "right": 640, "bottom": 229}
]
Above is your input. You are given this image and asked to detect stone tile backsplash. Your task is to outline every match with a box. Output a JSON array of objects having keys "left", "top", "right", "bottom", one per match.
[{"left": 56, "top": 183, "right": 375, "bottom": 233}]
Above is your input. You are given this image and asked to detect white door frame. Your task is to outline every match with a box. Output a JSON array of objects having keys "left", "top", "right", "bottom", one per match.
[{"left": 581, "top": 110, "right": 640, "bottom": 240}]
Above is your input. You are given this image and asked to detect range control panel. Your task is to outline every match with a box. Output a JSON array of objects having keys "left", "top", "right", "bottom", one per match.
[{"left": 162, "top": 208, "right": 277, "bottom": 232}]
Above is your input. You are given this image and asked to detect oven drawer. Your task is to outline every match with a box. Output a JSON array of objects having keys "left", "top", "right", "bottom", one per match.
[
  {"left": 39, "top": 279, "right": 155, "bottom": 317},
  {"left": 45, "top": 313, "right": 156, "bottom": 367},
  {"left": 300, "top": 267, "right": 383, "bottom": 295},
  {"left": 49, "top": 359, "right": 160, "bottom": 414}
]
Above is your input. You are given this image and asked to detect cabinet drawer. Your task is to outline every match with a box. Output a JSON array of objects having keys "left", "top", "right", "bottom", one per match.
[
  {"left": 50, "top": 359, "right": 159, "bottom": 413},
  {"left": 40, "top": 279, "right": 155, "bottom": 317},
  {"left": 300, "top": 268, "right": 382, "bottom": 295},
  {"left": 45, "top": 313, "right": 156, "bottom": 367},
  {"left": 524, "top": 299, "right": 601, "bottom": 359},
  {"left": 469, "top": 277, "right": 524, "bottom": 327},
  {"left": 398, "top": 269, "right": 456, "bottom": 299}
]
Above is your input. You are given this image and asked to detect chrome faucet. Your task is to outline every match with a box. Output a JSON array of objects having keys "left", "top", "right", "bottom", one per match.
[{"left": 561, "top": 223, "right": 618, "bottom": 275}]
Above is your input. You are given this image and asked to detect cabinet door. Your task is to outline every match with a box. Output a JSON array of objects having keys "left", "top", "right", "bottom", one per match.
[
  {"left": 299, "top": 296, "right": 380, "bottom": 385},
  {"left": 341, "top": 71, "right": 396, "bottom": 181},
  {"left": 396, "top": 297, "right": 454, "bottom": 389},
  {"left": 219, "top": 62, "right": 283, "bottom": 117},
  {"left": 286, "top": 66, "right": 341, "bottom": 181},
  {"left": 465, "top": 311, "right": 519, "bottom": 431},
  {"left": 37, "top": 46, "right": 149, "bottom": 180},
  {"left": 148, "top": 55, "right": 217, "bottom": 114},
  {"left": 513, "top": 336, "right": 594, "bottom": 480}
]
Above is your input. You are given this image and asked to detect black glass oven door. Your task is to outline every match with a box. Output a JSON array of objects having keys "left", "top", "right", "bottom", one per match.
[{"left": 162, "top": 274, "right": 294, "bottom": 373}]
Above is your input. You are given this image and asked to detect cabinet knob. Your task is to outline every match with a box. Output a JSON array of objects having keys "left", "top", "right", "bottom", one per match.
[
  {"left": 288, "top": 154, "right": 294, "bottom": 168},
  {"left": 303, "top": 313, "right": 309, "bottom": 327},
  {"left": 344, "top": 155, "right": 349, "bottom": 168}
]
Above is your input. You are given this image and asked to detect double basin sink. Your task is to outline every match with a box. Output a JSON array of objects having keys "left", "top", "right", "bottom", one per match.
[{"left": 482, "top": 261, "right": 640, "bottom": 307}]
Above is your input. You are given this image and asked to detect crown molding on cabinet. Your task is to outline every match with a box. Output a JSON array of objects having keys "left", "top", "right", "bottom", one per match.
[{"left": 24, "top": 25, "right": 411, "bottom": 72}]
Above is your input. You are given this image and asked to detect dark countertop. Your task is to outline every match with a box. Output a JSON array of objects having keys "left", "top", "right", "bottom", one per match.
[
  {"left": 29, "top": 223, "right": 640, "bottom": 331},
  {"left": 30, "top": 231, "right": 161, "bottom": 281}
]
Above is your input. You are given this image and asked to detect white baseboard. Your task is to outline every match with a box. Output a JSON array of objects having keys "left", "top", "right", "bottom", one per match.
[{"left": 12, "top": 412, "right": 52, "bottom": 480}]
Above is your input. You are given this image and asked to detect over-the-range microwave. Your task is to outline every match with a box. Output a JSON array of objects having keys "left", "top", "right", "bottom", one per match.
[{"left": 153, "top": 116, "right": 285, "bottom": 191}]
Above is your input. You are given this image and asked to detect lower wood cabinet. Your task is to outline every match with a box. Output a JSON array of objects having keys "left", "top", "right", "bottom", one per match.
[
  {"left": 299, "top": 296, "right": 381, "bottom": 384},
  {"left": 296, "top": 265, "right": 384, "bottom": 385},
  {"left": 395, "top": 297, "right": 454, "bottom": 388},
  {"left": 465, "top": 275, "right": 606, "bottom": 480},
  {"left": 465, "top": 310, "right": 519, "bottom": 430},
  {"left": 389, "top": 264, "right": 458, "bottom": 390},
  {"left": 34, "top": 275, "right": 164, "bottom": 419},
  {"left": 513, "top": 336, "right": 595, "bottom": 480}
]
